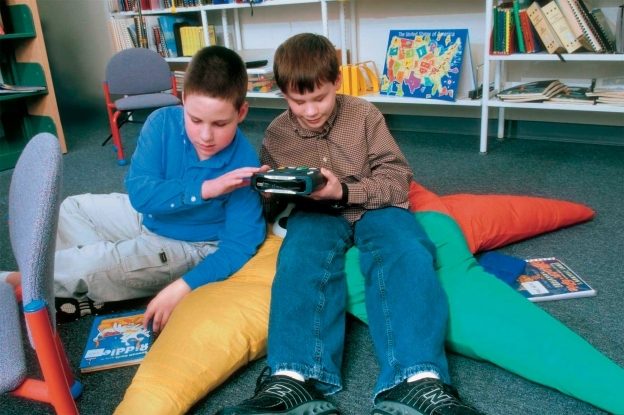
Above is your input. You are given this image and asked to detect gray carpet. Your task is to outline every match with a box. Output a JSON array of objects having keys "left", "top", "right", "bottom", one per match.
[{"left": 0, "top": 111, "right": 622, "bottom": 415}]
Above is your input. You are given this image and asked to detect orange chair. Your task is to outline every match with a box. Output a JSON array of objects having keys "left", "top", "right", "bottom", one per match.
[
  {"left": 103, "top": 48, "right": 180, "bottom": 165},
  {"left": 0, "top": 133, "right": 81, "bottom": 414}
]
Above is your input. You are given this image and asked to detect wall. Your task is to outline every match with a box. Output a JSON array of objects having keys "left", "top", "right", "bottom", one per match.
[
  {"left": 35, "top": 0, "right": 623, "bottom": 130},
  {"left": 37, "top": 0, "right": 112, "bottom": 120}
]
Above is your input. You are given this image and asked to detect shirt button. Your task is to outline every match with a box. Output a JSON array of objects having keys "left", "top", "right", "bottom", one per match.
[
  {"left": 170, "top": 203, "right": 175, "bottom": 208},
  {"left": 191, "top": 196, "right": 197, "bottom": 202}
]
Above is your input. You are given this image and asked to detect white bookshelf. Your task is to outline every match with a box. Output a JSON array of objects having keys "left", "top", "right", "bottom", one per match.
[
  {"left": 480, "top": 0, "right": 624, "bottom": 153},
  {"left": 110, "top": 0, "right": 624, "bottom": 153}
]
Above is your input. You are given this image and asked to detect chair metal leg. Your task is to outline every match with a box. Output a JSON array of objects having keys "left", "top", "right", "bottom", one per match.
[
  {"left": 111, "top": 111, "right": 127, "bottom": 165},
  {"left": 11, "top": 301, "right": 80, "bottom": 415},
  {"left": 102, "top": 112, "right": 132, "bottom": 146}
]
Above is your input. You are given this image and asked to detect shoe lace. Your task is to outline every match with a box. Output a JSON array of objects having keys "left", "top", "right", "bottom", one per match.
[{"left": 254, "top": 366, "right": 273, "bottom": 394}]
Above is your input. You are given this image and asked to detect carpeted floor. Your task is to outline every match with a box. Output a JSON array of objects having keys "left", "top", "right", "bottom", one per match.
[{"left": 0, "top": 111, "right": 622, "bottom": 414}]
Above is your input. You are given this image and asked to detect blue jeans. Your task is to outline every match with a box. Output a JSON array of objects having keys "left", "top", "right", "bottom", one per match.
[{"left": 267, "top": 207, "right": 450, "bottom": 398}]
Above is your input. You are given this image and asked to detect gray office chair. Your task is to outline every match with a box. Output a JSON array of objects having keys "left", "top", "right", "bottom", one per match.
[
  {"left": 103, "top": 47, "right": 181, "bottom": 165},
  {"left": 0, "top": 133, "right": 82, "bottom": 414}
]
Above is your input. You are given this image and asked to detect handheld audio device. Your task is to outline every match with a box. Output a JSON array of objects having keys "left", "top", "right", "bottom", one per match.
[{"left": 251, "top": 166, "right": 326, "bottom": 195}]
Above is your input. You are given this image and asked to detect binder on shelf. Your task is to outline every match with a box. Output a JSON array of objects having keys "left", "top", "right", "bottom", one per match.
[
  {"left": 540, "top": 0, "right": 584, "bottom": 53},
  {"left": 590, "top": 8, "right": 617, "bottom": 52},
  {"left": 556, "top": 0, "right": 593, "bottom": 50},
  {"left": 565, "top": 0, "right": 610, "bottom": 52},
  {"left": 526, "top": 1, "right": 566, "bottom": 53},
  {"left": 338, "top": 61, "right": 380, "bottom": 97}
]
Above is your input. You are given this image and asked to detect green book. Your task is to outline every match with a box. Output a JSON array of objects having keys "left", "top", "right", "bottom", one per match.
[{"left": 513, "top": 0, "right": 526, "bottom": 52}]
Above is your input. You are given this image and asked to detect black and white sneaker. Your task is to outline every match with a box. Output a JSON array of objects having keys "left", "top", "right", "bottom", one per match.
[
  {"left": 55, "top": 297, "right": 106, "bottom": 323},
  {"left": 215, "top": 370, "right": 339, "bottom": 415},
  {"left": 372, "top": 378, "right": 485, "bottom": 415}
]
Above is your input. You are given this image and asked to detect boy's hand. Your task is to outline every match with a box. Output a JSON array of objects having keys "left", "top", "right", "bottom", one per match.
[
  {"left": 143, "top": 279, "right": 191, "bottom": 333},
  {"left": 201, "top": 166, "right": 267, "bottom": 199},
  {"left": 310, "top": 168, "right": 342, "bottom": 201}
]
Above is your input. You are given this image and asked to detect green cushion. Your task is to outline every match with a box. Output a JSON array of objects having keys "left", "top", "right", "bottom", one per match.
[{"left": 346, "top": 211, "right": 624, "bottom": 414}]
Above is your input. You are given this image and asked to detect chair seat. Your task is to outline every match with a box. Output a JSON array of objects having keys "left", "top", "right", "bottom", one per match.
[
  {"left": 114, "top": 93, "right": 181, "bottom": 111},
  {"left": 0, "top": 282, "right": 27, "bottom": 393}
]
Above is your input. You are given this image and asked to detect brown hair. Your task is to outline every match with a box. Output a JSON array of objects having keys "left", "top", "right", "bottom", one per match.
[
  {"left": 273, "top": 33, "right": 339, "bottom": 94},
  {"left": 184, "top": 46, "right": 248, "bottom": 110}
]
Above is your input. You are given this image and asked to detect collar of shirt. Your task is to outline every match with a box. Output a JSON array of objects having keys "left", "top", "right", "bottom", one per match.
[{"left": 287, "top": 95, "right": 343, "bottom": 139}]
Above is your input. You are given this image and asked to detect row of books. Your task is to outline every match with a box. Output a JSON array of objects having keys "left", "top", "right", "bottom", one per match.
[
  {"left": 496, "top": 76, "right": 624, "bottom": 105},
  {"left": 491, "top": 0, "right": 618, "bottom": 55},
  {"left": 109, "top": 15, "right": 216, "bottom": 58},
  {"left": 109, "top": 0, "right": 269, "bottom": 12}
]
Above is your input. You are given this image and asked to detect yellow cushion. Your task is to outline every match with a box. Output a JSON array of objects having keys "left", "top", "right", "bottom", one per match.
[{"left": 114, "top": 233, "right": 282, "bottom": 415}]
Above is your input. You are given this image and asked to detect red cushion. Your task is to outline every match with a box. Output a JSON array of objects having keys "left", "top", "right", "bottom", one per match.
[{"left": 408, "top": 181, "right": 595, "bottom": 253}]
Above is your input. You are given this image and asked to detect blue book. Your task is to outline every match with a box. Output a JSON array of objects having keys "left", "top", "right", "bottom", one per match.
[
  {"left": 516, "top": 257, "right": 596, "bottom": 302},
  {"left": 380, "top": 29, "right": 469, "bottom": 101},
  {"left": 158, "top": 15, "right": 198, "bottom": 57},
  {"left": 79, "top": 310, "right": 153, "bottom": 373}
]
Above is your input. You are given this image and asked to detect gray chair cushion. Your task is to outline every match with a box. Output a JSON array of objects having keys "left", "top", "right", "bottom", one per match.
[{"left": 0, "top": 282, "right": 27, "bottom": 393}]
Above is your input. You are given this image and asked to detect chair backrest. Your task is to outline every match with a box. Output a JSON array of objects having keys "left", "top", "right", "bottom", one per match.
[
  {"left": 105, "top": 47, "right": 174, "bottom": 95},
  {"left": 8, "top": 132, "right": 63, "bottom": 328}
]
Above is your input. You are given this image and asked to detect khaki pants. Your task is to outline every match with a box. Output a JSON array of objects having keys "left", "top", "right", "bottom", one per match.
[{"left": 54, "top": 193, "right": 218, "bottom": 302}]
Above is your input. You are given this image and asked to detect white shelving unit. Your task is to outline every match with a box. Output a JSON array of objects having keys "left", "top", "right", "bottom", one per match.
[
  {"left": 111, "top": 0, "right": 624, "bottom": 153},
  {"left": 112, "top": 0, "right": 350, "bottom": 63},
  {"left": 480, "top": 0, "right": 624, "bottom": 153}
]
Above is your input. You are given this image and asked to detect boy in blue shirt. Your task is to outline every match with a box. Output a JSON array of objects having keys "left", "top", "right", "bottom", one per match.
[{"left": 1, "top": 46, "right": 266, "bottom": 332}]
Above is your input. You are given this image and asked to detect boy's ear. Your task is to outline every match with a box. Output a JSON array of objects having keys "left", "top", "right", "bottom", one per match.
[
  {"left": 237, "top": 101, "right": 249, "bottom": 123},
  {"left": 334, "top": 73, "right": 342, "bottom": 91}
]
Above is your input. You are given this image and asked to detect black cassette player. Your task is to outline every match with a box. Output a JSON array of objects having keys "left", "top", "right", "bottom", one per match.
[{"left": 251, "top": 166, "right": 326, "bottom": 195}]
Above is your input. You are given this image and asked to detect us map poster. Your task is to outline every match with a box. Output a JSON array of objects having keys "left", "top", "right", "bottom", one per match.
[{"left": 380, "top": 29, "right": 469, "bottom": 101}]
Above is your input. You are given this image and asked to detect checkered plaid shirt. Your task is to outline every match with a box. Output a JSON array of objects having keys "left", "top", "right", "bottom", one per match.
[{"left": 260, "top": 94, "right": 412, "bottom": 223}]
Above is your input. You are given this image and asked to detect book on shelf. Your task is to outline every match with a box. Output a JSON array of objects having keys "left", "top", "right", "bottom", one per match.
[
  {"left": 0, "top": 82, "right": 46, "bottom": 94},
  {"left": 519, "top": 3, "right": 543, "bottom": 52},
  {"left": 590, "top": 8, "right": 617, "bottom": 52},
  {"left": 616, "top": 4, "right": 624, "bottom": 53},
  {"left": 540, "top": 0, "right": 584, "bottom": 53},
  {"left": 513, "top": 1, "right": 526, "bottom": 52},
  {"left": 380, "top": 29, "right": 473, "bottom": 101},
  {"left": 516, "top": 257, "right": 596, "bottom": 302},
  {"left": 526, "top": 1, "right": 566, "bottom": 54},
  {"left": 158, "top": 15, "right": 198, "bottom": 57},
  {"left": 589, "top": 76, "right": 624, "bottom": 94},
  {"left": 588, "top": 77, "right": 624, "bottom": 105},
  {"left": 556, "top": 0, "right": 593, "bottom": 51},
  {"left": 550, "top": 86, "right": 595, "bottom": 104},
  {"left": 564, "top": 0, "right": 612, "bottom": 53},
  {"left": 492, "top": 2, "right": 518, "bottom": 55},
  {"left": 497, "top": 79, "right": 567, "bottom": 102},
  {"left": 79, "top": 310, "right": 153, "bottom": 373}
]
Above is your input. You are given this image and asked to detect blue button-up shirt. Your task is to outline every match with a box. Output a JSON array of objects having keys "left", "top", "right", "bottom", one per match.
[{"left": 125, "top": 106, "right": 266, "bottom": 289}]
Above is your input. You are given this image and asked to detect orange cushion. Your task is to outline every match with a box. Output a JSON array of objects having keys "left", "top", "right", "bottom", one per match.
[{"left": 408, "top": 181, "right": 595, "bottom": 253}]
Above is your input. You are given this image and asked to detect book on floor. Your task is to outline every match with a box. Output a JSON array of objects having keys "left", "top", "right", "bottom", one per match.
[
  {"left": 516, "top": 257, "right": 596, "bottom": 302},
  {"left": 79, "top": 310, "right": 153, "bottom": 373}
]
